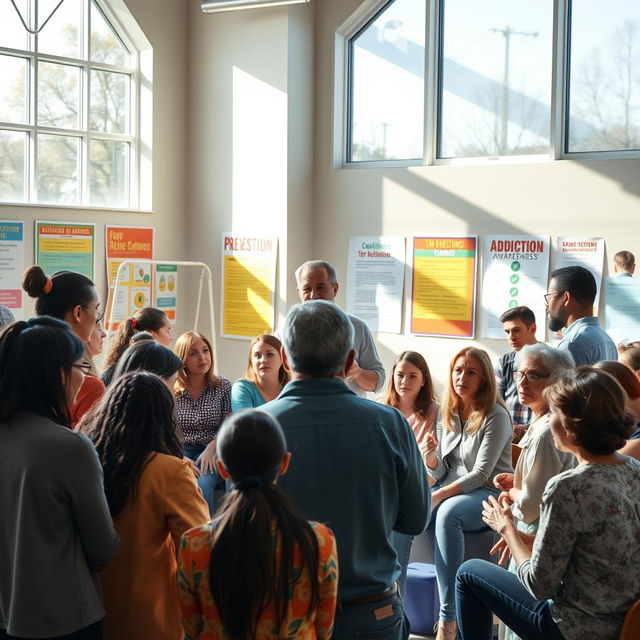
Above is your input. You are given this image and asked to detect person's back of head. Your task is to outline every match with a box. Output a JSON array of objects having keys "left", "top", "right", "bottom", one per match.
[
  {"left": 209, "top": 410, "right": 319, "bottom": 639},
  {"left": 619, "top": 346, "right": 640, "bottom": 373},
  {"left": 614, "top": 250, "right": 635, "bottom": 274},
  {"left": 282, "top": 300, "right": 354, "bottom": 377},
  {"left": 594, "top": 360, "right": 640, "bottom": 400},
  {"left": 129, "top": 331, "right": 155, "bottom": 345},
  {"left": 112, "top": 340, "right": 182, "bottom": 383},
  {"left": 80, "top": 371, "right": 182, "bottom": 516},
  {"left": 550, "top": 265, "right": 597, "bottom": 309},
  {"left": 0, "top": 316, "right": 84, "bottom": 425}
]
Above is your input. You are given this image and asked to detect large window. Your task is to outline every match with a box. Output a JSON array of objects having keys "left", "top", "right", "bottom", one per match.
[
  {"left": 0, "top": 0, "right": 142, "bottom": 207},
  {"left": 342, "top": 0, "right": 640, "bottom": 165}
]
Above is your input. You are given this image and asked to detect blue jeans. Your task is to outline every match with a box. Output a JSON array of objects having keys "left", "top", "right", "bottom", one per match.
[
  {"left": 332, "top": 592, "right": 409, "bottom": 640},
  {"left": 390, "top": 531, "right": 413, "bottom": 598},
  {"left": 456, "top": 559, "right": 565, "bottom": 640},
  {"left": 428, "top": 487, "right": 498, "bottom": 622},
  {"left": 183, "top": 443, "right": 224, "bottom": 515}
]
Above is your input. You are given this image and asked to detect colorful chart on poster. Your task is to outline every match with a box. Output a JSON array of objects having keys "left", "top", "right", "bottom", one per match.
[
  {"left": 105, "top": 226, "right": 154, "bottom": 330},
  {"left": 221, "top": 234, "right": 277, "bottom": 339},
  {"left": 480, "top": 235, "right": 550, "bottom": 340},
  {"left": 346, "top": 236, "right": 405, "bottom": 334},
  {"left": 154, "top": 264, "right": 178, "bottom": 323},
  {"left": 555, "top": 237, "right": 605, "bottom": 312},
  {"left": 0, "top": 221, "right": 24, "bottom": 313},
  {"left": 411, "top": 236, "right": 477, "bottom": 338},
  {"left": 36, "top": 222, "right": 95, "bottom": 280}
]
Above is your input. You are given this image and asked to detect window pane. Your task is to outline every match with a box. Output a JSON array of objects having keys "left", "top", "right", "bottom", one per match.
[
  {"left": 567, "top": 1, "right": 640, "bottom": 152},
  {"left": 349, "top": 0, "right": 426, "bottom": 161},
  {"left": 0, "top": 0, "right": 30, "bottom": 51},
  {"left": 90, "top": 2, "right": 129, "bottom": 66},
  {"left": 439, "top": 0, "right": 553, "bottom": 158},
  {"left": 37, "top": 133, "right": 80, "bottom": 203},
  {"left": 89, "top": 140, "right": 128, "bottom": 206},
  {"left": 37, "top": 0, "right": 82, "bottom": 59},
  {"left": 0, "top": 130, "right": 26, "bottom": 202},
  {"left": 0, "top": 55, "right": 28, "bottom": 124},
  {"left": 38, "top": 61, "right": 80, "bottom": 129},
  {"left": 90, "top": 70, "right": 129, "bottom": 133}
]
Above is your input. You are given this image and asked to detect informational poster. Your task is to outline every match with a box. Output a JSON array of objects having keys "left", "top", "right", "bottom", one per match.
[
  {"left": 221, "top": 234, "right": 277, "bottom": 339},
  {"left": 0, "top": 221, "right": 24, "bottom": 314},
  {"left": 35, "top": 221, "right": 95, "bottom": 280},
  {"left": 154, "top": 264, "right": 178, "bottom": 323},
  {"left": 604, "top": 277, "right": 640, "bottom": 344},
  {"left": 411, "top": 236, "right": 477, "bottom": 338},
  {"left": 480, "top": 235, "right": 550, "bottom": 340},
  {"left": 554, "top": 237, "right": 605, "bottom": 312},
  {"left": 346, "top": 236, "right": 405, "bottom": 334},
  {"left": 104, "top": 226, "right": 154, "bottom": 330}
]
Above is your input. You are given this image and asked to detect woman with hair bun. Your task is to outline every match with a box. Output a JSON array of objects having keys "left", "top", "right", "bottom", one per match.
[
  {"left": 23, "top": 265, "right": 106, "bottom": 428},
  {"left": 457, "top": 367, "right": 640, "bottom": 640},
  {"left": 101, "top": 307, "right": 171, "bottom": 386}
]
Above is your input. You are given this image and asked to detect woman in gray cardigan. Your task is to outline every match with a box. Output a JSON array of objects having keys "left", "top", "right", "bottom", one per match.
[
  {"left": 425, "top": 346, "right": 513, "bottom": 640},
  {"left": 0, "top": 317, "right": 118, "bottom": 639}
]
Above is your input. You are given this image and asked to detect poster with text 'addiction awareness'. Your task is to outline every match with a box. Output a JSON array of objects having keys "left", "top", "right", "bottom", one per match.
[
  {"left": 0, "top": 221, "right": 24, "bottom": 314},
  {"left": 411, "top": 236, "right": 477, "bottom": 338},
  {"left": 480, "top": 235, "right": 550, "bottom": 341},
  {"left": 36, "top": 221, "right": 95, "bottom": 280},
  {"left": 346, "top": 236, "right": 405, "bottom": 334},
  {"left": 221, "top": 234, "right": 277, "bottom": 339},
  {"left": 105, "top": 226, "right": 154, "bottom": 330}
]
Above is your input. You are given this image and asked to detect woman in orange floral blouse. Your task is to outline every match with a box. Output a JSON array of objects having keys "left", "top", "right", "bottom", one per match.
[{"left": 178, "top": 410, "right": 338, "bottom": 639}]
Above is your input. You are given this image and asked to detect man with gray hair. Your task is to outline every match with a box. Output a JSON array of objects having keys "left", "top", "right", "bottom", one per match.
[
  {"left": 295, "top": 259, "right": 385, "bottom": 396},
  {"left": 264, "top": 300, "right": 430, "bottom": 640}
]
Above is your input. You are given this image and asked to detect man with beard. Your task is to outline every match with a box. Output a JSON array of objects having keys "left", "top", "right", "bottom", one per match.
[{"left": 545, "top": 265, "right": 616, "bottom": 365}]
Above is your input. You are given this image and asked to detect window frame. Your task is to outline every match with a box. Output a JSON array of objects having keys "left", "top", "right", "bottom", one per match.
[{"left": 0, "top": 0, "right": 150, "bottom": 210}]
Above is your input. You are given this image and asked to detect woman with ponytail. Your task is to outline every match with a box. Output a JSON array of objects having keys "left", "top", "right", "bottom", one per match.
[
  {"left": 82, "top": 372, "right": 209, "bottom": 640},
  {"left": 178, "top": 410, "right": 338, "bottom": 640},
  {"left": 101, "top": 307, "right": 172, "bottom": 386}
]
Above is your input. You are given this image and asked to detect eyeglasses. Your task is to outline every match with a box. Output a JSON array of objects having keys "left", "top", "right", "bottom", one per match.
[
  {"left": 513, "top": 371, "right": 550, "bottom": 383},
  {"left": 73, "top": 362, "right": 93, "bottom": 375},
  {"left": 543, "top": 291, "right": 567, "bottom": 305},
  {"left": 81, "top": 304, "right": 104, "bottom": 323}
]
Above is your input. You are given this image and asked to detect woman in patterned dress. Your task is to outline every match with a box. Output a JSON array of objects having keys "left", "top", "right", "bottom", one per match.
[{"left": 178, "top": 409, "right": 338, "bottom": 639}]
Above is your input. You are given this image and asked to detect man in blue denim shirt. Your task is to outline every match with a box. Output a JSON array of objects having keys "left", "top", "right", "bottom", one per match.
[
  {"left": 545, "top": 265, "right": 617, "bottom": 366},
  {"left": 264, "top": 300, "right": 430, "bottom": 640}
]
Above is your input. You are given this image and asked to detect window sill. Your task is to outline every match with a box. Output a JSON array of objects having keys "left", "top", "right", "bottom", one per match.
[{"left": 0, "top": 201, "right": 153, "bottom": 214}]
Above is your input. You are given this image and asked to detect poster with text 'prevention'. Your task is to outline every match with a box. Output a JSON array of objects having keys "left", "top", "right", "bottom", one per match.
[
  {"left": 480, "top": 235, "right": 550, "bottom": 341},
  {"left": 411, "top": 236, "right": 477, "bottom": 338},
  {"left": 221, "top": 234, "right": 277, "bottom": 339},
  {"left": 0, "top": 221, "right": 24, "bottom": 314},
  {"left": 104, "top": 226, "right": 154, "bottom": 330},
  {"left": 36, "top": 222, "right": 95, "bottom": 281},
  {"left": 346, "top": 236, "right": 405, "bottom": 334}
]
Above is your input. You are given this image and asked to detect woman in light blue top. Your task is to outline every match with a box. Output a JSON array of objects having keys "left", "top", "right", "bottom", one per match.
[{"left": 231, "top": 334, "right": 289, "bottom": 411}]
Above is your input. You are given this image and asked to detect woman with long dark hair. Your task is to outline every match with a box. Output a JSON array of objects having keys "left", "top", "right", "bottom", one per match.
[
  {"left": 0, "top": 317, "right": 118, "bottom": 640},
  {"left": 82, "top": 371, "right": 209, "bottom": 640},
  {"left": 112, "top": 339, "right": 183, "bottom": 389},
  {"left": 178, "top": 409, "right": 338, "bottom": 639}
]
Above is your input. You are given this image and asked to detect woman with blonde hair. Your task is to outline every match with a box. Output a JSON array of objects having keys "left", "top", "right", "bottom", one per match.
[
  {"left": 174, "top": 331, "right": 231, "bottom": 514},
  {"left": 231, "top": 334, "right": 289, "bottom": 411},
  {"left": 424, "top": 346, "right": 513, "bottom": 640}
]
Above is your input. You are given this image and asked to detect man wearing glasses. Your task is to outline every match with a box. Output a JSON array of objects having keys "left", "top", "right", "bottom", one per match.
[{"left": 545, "top": 265, "right": 617, "bottom": 366}]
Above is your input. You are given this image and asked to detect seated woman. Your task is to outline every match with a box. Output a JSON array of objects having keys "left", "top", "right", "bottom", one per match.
[
  {"left": 178, "top": 409, "right": 338, "bottom": 639},
  {"left": 0, "top": 317, "right": 118, "bottom": 640},
  {"left": 456, "top": 367, "right": 640, "bottom": 640},
  {"left": 101, "top": 307, "right": 172, "bottom": 386},
  {"left": 424, "top": 347, "right": 513, "bottom": 640},
  {"left": 174, "top": 331, "right": 231, "bottom": 515},
  {"left": 492, "top": 344, "right": 575, "bottom": 640},
  {"left": 231, "top": 334, "right": 289, "bottom": 411},
  {"left": 380, "top": 350, "right": 439, "bottom": 594},
  {"left": 83, "top": 372, "right": 210, "bottom": 640}
]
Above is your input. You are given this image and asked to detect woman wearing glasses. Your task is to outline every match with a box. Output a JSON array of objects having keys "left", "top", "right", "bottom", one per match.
[
  {"left": 23, "top": 266, "right": 106, "bottom": 427},
  {"left": 492, "top": 344, "right": 575, "bottom": 640},
  {"left": 425, "top": 347, "right": 513, "bottom": 640}
]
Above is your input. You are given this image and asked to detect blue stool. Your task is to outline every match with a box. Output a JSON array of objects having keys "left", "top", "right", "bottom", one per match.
[{"left": 404, "top": 562, "right": 440, "bottom": 635}]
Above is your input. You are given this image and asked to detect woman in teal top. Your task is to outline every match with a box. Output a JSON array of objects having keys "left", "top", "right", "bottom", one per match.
[{"left": 231, "top": 334, "right": 289, "bottom": 411}]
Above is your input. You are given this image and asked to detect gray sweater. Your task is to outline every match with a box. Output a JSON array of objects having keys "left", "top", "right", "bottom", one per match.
[{"left": 0, "top": 412, "right": 118, "bottom": 637}]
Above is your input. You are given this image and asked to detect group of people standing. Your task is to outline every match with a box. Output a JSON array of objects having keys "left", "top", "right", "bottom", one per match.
[{"left": 0, "top": 259, "right": 639, "bottom": 640}]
